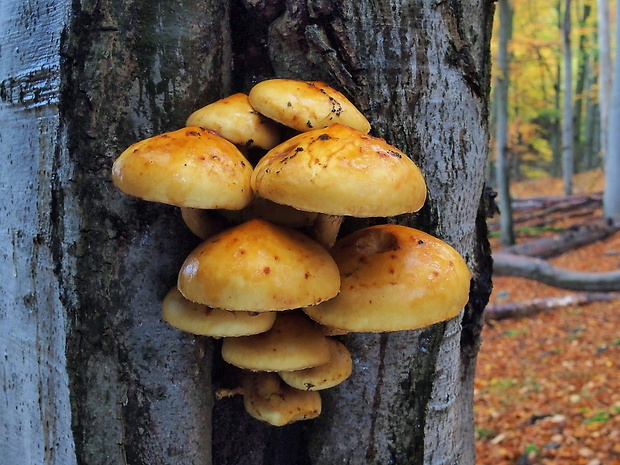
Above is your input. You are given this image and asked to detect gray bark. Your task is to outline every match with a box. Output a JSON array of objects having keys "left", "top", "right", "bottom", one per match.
[
  {"left": 562, "top": 0, "right": 575, "bottom": 195},
  {"left": 494, "top": 0, "right": 515, "bottom": 246},
  {"left": 0, "top": 2, "right": 76, "bottom": 464},
  {"left": 603, "top": 0, "right": 620, "bottom": 219},
  {"left": 1, "top": 0, "right": 494, "bottom": 464},
  {"left": 597, "top": 0, "right": 611, "bottom": 163}
]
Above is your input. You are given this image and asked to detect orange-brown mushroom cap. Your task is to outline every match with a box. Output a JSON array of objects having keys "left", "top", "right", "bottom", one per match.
[
  {"left": 221, "top": 311, "right": 331, "bottom": 371},
  {"left": 251, "top": 124, "right": 427, "bottom": 217},
  {"left": 112, "top": 126, "right": 253, "bottom": 209},
  {"left": 186, "top": 93, "right": 281, "bottom": 150},
  {"left": 242, "top": 372, "right": 322, "bottom": 426},
  {"left": 303, "top": 224, "right": 472, "bottom": 332},
  {"left": 177, "top": 219, "right": 341, "bottom": 311},
  {"left": 279, "top": 337, "right": 352, "bottom": 390},
  {"left": 161, "top": 287, "right": 276, "bottom": 337},
  {"left": 248, "top": 79, "right": 371, "bottom": 133}
]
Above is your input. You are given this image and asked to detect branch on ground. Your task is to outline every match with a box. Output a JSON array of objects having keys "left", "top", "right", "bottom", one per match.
[
  {"left": 485, "top": 293, "right": 620, "bottom": 321},
  {"left": 493, "top": 252, "right": 620, "bottom": 292}
]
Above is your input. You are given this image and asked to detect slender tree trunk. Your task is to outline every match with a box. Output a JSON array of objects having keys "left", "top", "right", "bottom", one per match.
[
  {"left": 495, "top": 0, "right": 516, "bottom": 246},
  {"left": 562, "top": 0, "right": 575, "bottom": 195},
  {"left": 603, "top": 1, "right": 620, "bottom": 219},
  {"left": 1, "top": 1, "right": 494, "bottom": 464},
  {"left": 573, "top": 3, "right": 591, "bottom": 172},
  {"left": 597, "top": 0, "right": 611, "bottom": 163}
]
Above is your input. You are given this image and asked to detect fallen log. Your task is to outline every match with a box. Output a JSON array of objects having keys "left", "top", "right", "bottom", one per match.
[
  {"left": 485, "top": 293, "right": 620, "bottom": 321},
  {"left": 493, "top": 252, "right": 620, "bottom": 292},
  {"left": 498, "top": 220, "right": 620, "bottom": 259},
  {"left": 511, "top": 193, "right": 602, "bottom": 213}
]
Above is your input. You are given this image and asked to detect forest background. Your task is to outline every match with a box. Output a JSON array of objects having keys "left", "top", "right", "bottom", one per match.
[
  {"left": 477, "top": 1, "right": 620, "bottom": 463},
  {"left": 489, "top": 0, "right": 614, "bottom": 193}
]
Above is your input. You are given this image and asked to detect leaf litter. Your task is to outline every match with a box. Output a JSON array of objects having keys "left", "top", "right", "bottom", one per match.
[{"left": 476, "top": 170, "right": 620, "bottom": 465}]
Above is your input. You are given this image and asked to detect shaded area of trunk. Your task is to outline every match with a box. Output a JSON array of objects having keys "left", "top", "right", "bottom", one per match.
[{"left": 60, "top": 1, "right": 231, "bottom": 463}]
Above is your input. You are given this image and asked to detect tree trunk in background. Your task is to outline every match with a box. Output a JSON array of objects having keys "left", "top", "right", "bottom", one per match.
[
  {"left": 562, "top": 0, "right": 575, "bottom": 196},
  {"left": 551, "top": 0, "right": 563, "bottom": 177},
  {"left": 495, "top": 0, "right": 516, "bottom": 247},
  {"left": 597, "top": 0, "right": 611, "bottom": 164},
  {"left": 573, "top": 3, "right": 591, "bottom": 172},
  {"left": 1, "top": 1, "right": 494, "bottom": 464},
  {"left": 603, "top": 2, "right": 620, "bottom": 220}
]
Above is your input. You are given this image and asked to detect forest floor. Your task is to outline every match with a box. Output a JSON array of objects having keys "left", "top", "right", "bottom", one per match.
[{"left": 475, "top": 169, "right": 620, "bottom": 465}]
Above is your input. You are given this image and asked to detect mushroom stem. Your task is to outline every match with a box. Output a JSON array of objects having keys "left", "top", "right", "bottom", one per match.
[
  {"left": 311, "top": 214, "right": 344, "bottom": 249},
  {"left": 214, "top": 386, "right": 245, "bottom": 400}
]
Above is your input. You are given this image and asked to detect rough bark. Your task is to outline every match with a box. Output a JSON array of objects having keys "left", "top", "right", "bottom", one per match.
[
  {"left": 1, "top": 1, "right": 75, "bottom": 463},
  {"left": 213, "top": 1, "right": 494, "bottom": 464},
  {"left": 60, "top": 1, "right": 233, "bottom": 462}
]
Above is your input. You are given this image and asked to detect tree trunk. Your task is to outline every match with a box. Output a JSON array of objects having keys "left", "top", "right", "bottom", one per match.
[
  {"left": 0, "top": 2, "right": 76, "bottom": 463},
  {"left": 597, "top": 0, "right": 611, "bottom": 164},
  {"left": 495, "top": 0, "right": 516, "bottom": 246},
  {"left": 603, "top": 1, "right": 620, "bottom": 220},
  {"left": 562, "top": 0, "right": 575, "bottom": 196},
  {"left": 1, "top": 1, "right": 494, "bottom": 464}
]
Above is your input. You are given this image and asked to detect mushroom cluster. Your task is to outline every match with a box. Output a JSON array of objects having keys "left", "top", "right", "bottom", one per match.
[{"left": 111, "top": 79, "right": 472, "bottom": 426}]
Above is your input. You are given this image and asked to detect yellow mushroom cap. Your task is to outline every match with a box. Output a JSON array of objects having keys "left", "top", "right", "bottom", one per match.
[
  {"left": 161, "top": 287, "right": 276, "bottom": 337},
  {"left": 303, "top": 224, "right": 472, "bottom": 332},
  {"left": 186, "top": 93, "right": 281, "bottom": 150},
  {"left": 248, "top": 79, "right": 371, "bottom": 133},
  {"left": 279, "top": 338, "right": 352, "bottom": 391},
  {"left": 242, "top": 372, "right": 322, "bottom": 426},
  {"left": 251, "top": 123, "right": 427, "bottom": 217},
  {"left": 112, "top": 126, "right": 253, "bottom": 209},
  {"left": 177, "top": 219, "right": 341, "bottom": 311},
  {"left": 221, "top": 311, "right": 331, "bottom": 371}
]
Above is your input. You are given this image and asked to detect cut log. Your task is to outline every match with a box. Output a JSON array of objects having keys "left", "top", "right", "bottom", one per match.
[
  {"left": 493, "top": 252, "right": 620, "bottom": 292},
  {"left": 498, "top": 220, "right": 620, "bottom": 258},
  {"left": 485, "top": 293, "right": 620, "bottom": 320}
]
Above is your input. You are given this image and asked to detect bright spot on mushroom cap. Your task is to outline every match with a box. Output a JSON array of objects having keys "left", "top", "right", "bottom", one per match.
[
  {"left": 251, "top": 123, "right": 427, "bottom": 217},
  {"left": 111, "top": 126, "right": 254, "bottom": 209},
  {"left": 177, "top": 219, "right": 341, "bottom": 311},
  {"left": 248, "top": 79, "right": 371, "bottom": 133},
  {"left": 303, "top": 224, "right": 472, "bottom": 332}
]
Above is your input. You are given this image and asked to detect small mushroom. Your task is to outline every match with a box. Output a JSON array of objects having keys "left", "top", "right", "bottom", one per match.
[
  {"left": 242, "top": 372, "right": 322, "bottom": 426},
  {"left": 248, "top": 79, "right": 371, "bottom": 133},
  {"left": 279, "top": 338, "right": 352, "bottom": 391},
  {"left": 112, "top": 126, "right": 253, "bottom": 209},
  {"left": 221, "top": 311, "right": 331, "bottom": 372},
  {"left": 186, "top": 93, "right": 281, "bottom": 150},
  {"left": 161, "top": 287, "right": 276, "bottom": 337},
  {"left": 303, "top": 224, "right": 472, "bottom": 332},
  {"left": 177, "top": 219, "right": 341, "bottom": 311}
]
